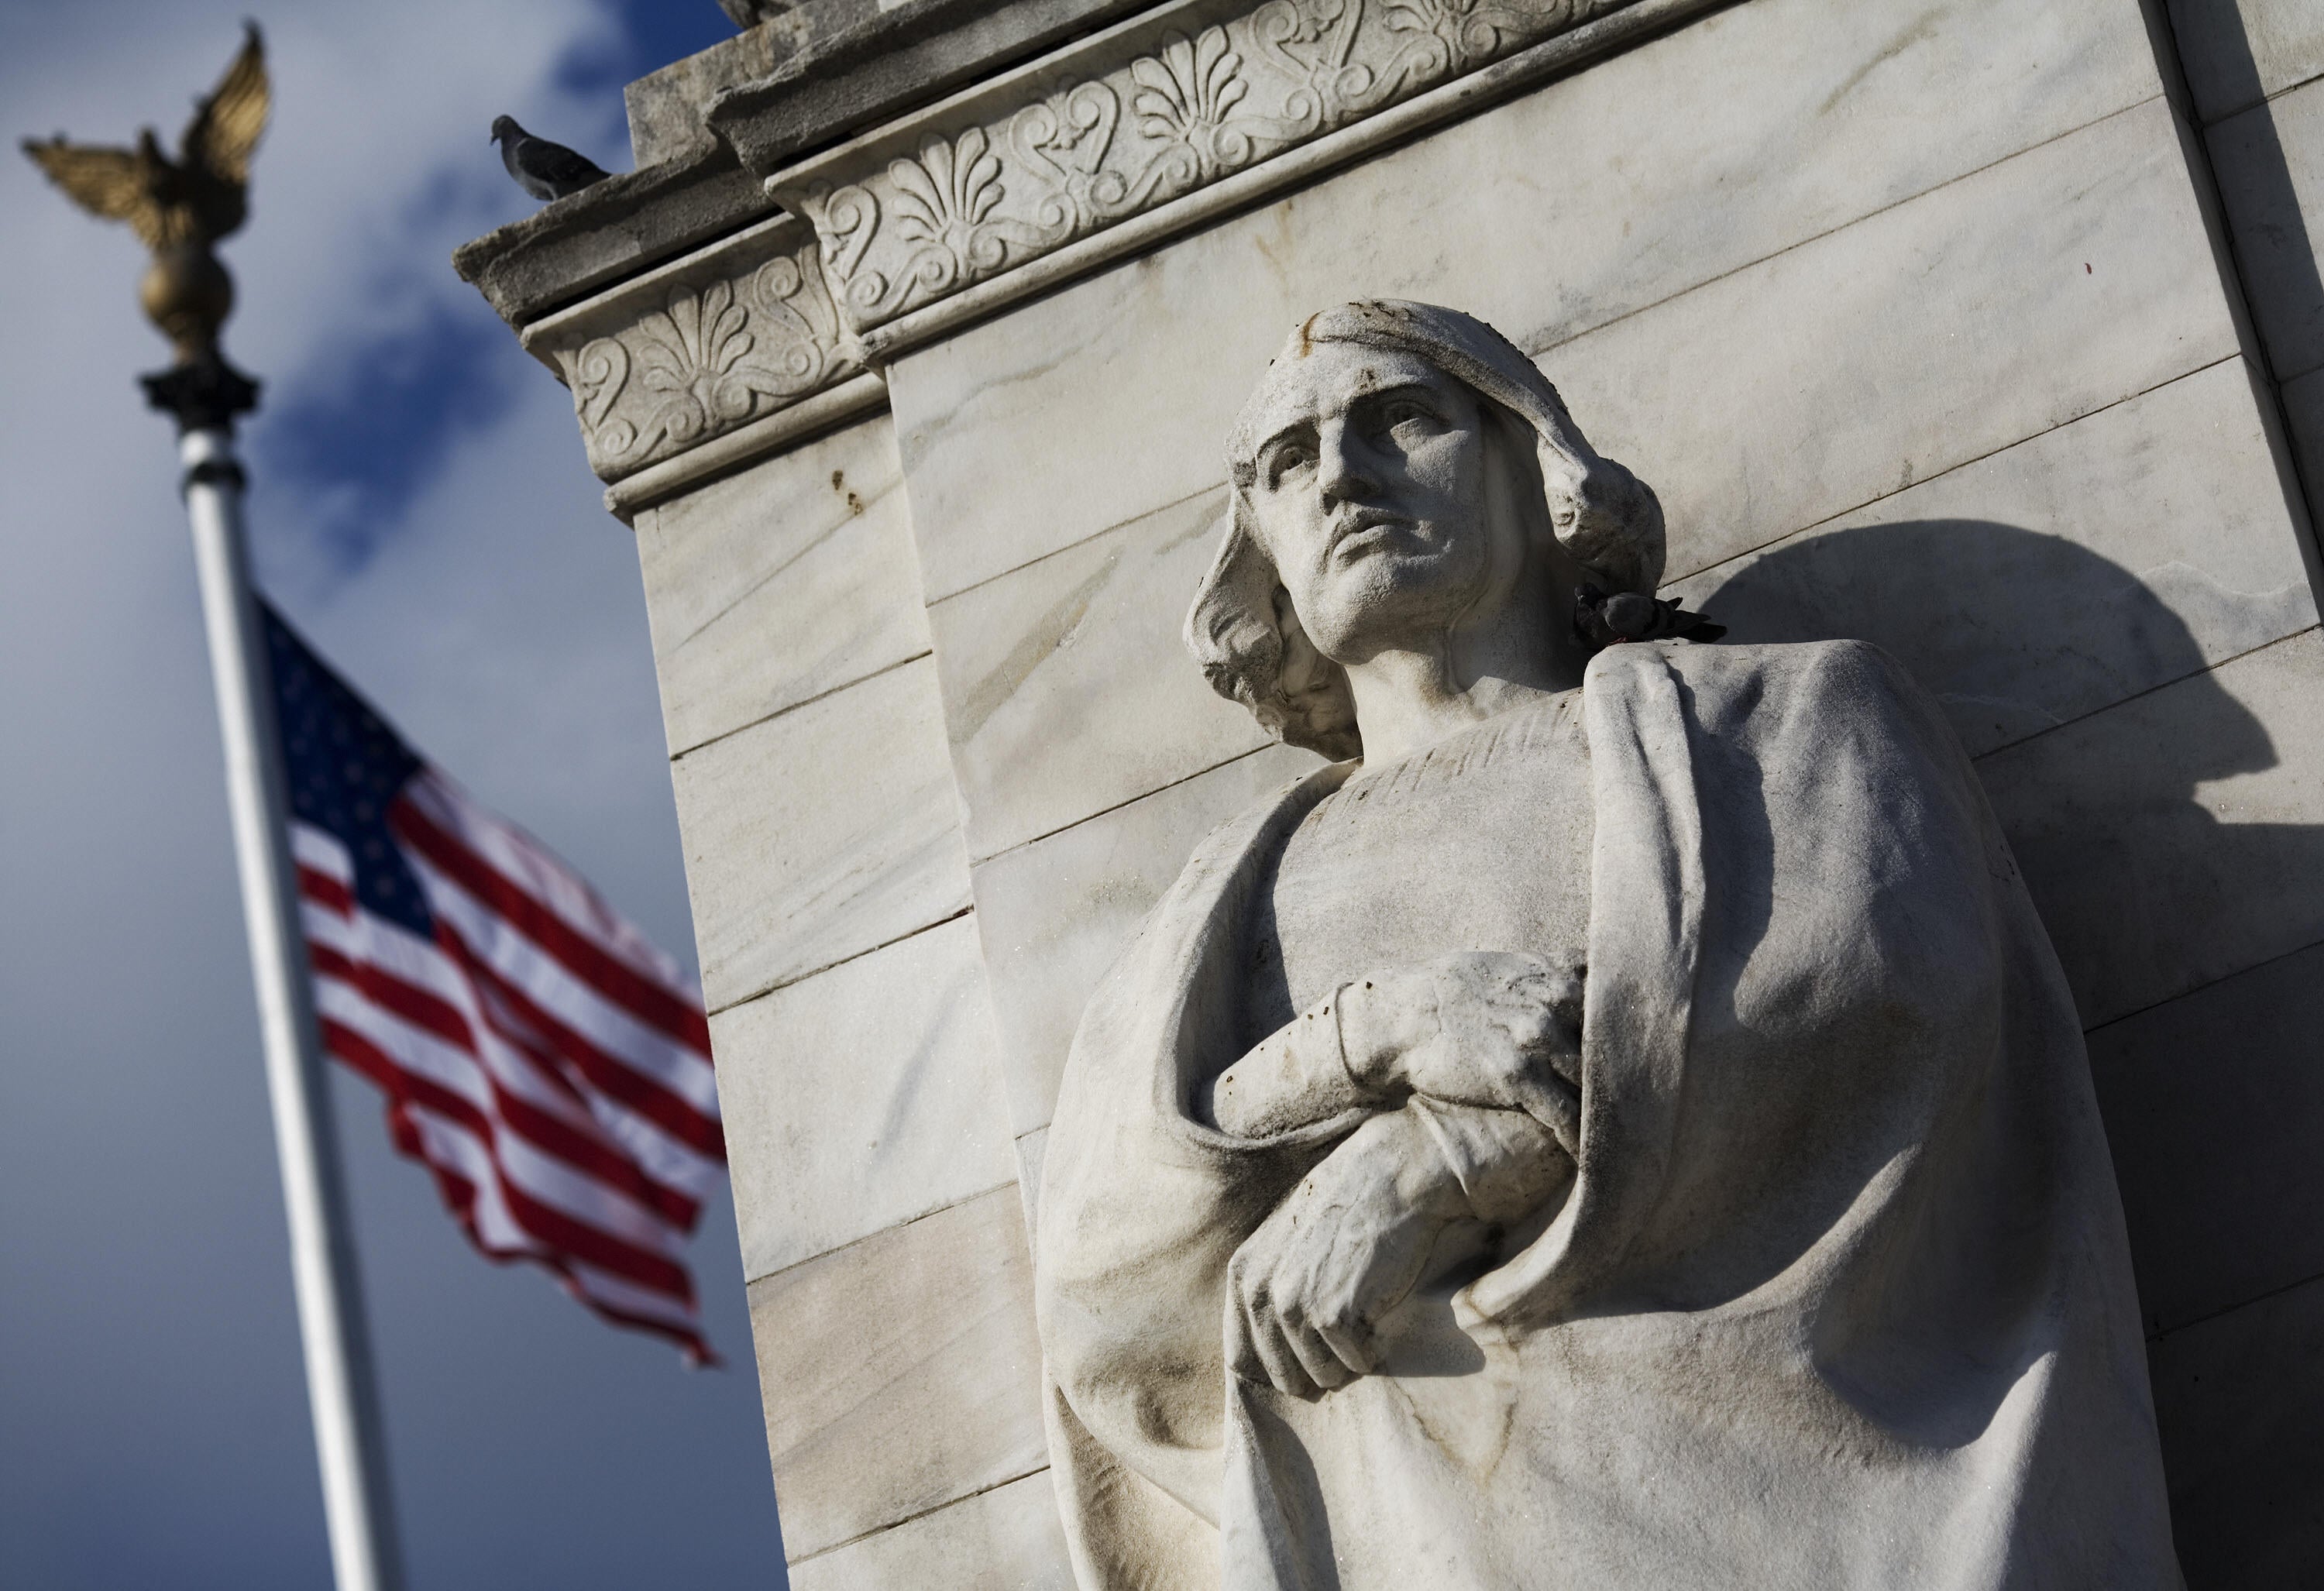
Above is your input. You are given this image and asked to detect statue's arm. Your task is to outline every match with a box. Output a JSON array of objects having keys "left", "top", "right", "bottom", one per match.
[
  {"left": 1226, "top": 1099, "right": 1568, "bottom": 1397},
  {"left": 1203, "top": 952, "right": 1582, "bottom": 1156}
]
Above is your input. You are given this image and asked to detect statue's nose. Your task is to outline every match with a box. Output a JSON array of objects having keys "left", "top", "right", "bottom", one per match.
[{"left": 1317, "top": 428, "right": 1378, "bottom": 504}]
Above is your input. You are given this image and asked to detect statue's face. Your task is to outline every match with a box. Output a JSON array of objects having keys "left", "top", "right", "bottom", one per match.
[{"left": 1239, "top": 343, "right": 1516, "bottom": 664}]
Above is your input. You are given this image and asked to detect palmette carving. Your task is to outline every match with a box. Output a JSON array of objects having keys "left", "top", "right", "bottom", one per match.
[
  {"left": 775, "top": 0, "right": 1628, "bottom": 331},
  {"left": 531, "top": 222, "right": 861, "bottom": 483}
]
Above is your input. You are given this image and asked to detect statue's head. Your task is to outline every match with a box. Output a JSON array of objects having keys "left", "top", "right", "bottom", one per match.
[{"left": 1186, "top": 301, "right": 1665, "bottom": 760}]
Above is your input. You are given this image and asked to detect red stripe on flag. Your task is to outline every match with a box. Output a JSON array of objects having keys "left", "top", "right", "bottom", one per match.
[
  {"left": 439, "top": 931, "right": 724, "bottom": 1162},
  {"left": 319, "top": 1016, "right": 699, "bottom": 1303},
  {"left": 312, "top": 943, "right": 703, "bottom": 1229},
  {"left": 389, "top": 800, "right": 712, "bottom": 1052}
]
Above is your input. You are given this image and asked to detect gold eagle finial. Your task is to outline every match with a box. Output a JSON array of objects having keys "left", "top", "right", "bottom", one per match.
[{"left": 23, "top": 23, "right": 270, "bottom": 366}]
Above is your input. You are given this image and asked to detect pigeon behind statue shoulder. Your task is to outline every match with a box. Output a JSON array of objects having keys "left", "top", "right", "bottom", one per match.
[{"left": 490, "top": 115, "right": 609, "bottom": 201}]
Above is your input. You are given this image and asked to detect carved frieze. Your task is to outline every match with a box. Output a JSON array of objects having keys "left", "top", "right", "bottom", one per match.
[
  {"left": 520, "top": 214, "right": 864, "bottom": 483},
  {"left": 768, "top": 0, "right": 1635, "bottom": 338}
]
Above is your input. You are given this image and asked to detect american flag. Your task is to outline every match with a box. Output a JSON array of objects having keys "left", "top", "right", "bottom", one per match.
[{"left": 264, "top": 601, "right": 724, "bottom": 1363}]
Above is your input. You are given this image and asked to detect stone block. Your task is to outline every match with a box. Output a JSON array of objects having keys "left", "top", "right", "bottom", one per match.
[
  {"left": 2205, "top": 77, "right": 2324, "bottom": 384},
  {"left": 1975, "top": 627, "right": 2324, "bottom": 1030},
  {"left": 2168, "top": 0, "right": 2324, "bottom": 123},
  {"left": 1671, "top": 357, "right": 2318, "bottom": 758},
  {"left": 2286, "top": 363, "right": 2324, "bottom": 507},
  {"left": 638, "top": 418, "right": 929, "bottom": 758},
  {"left": 786, "top": 1470, "right": 1074, "bottom": 1590},
  {"left": 2089, "top": 940, "right": 2324, "bottom": 1335},
  {"left": 1557, "top": 97, "right": 2238, "bottom": 583},
  {"left": 887, "top": 0, "right": 2167, "bottom": 600},
  {"left": 971, "top": 744, "right": 1319, "bottom": 1136},
  {"left": 713, "top": 916, "right": 1016, "bottom": 1282},
  {"left": 669, "top": 658, "right": 971, "bottom": 1012},
  {"left": 751, "top": 1186, "right": 1048, "bottom": 1563},
  {"left": 2149, "top": 1273, "right": 2324, "bottom": 1588},
  {"left": 930, "top": 486, "right": 1269, "bottom": 861},
  {"left": 710, "top": 0, "right": 1151, "bottom": 177}
]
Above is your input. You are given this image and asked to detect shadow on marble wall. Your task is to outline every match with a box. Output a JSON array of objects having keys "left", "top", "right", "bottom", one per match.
[
  {"left": 1693, "top": 522, "right": 2324, "bottom": 1036},
  {"left": 2167, "top": 0, "right": 2324, "bottom": 522},
  {"left": 1697, "top": 517, "right": 2272, "bottom": 760}
]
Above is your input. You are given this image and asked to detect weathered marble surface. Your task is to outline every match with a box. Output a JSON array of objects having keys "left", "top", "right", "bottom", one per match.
[
  {"left": 750, "top": 1184, "right": 1047, "bottom": 1562},
  {"left": 1672, "top": 357, "right": 2319, "bottom": 757},
  {"left": 930, "top": 486, "right": 1270, "bottom": 861},
  {"left": 2149, "top": 1270, "right": 2324, "bottom": 1586},
  {"left": 885, "top": 0, "right": 2169, "bottom": 602},
  {"left": 970, "top": 744, "right": 1318, "bottom": 1136},
  {"left": 713, "top": 915, "right": 1015, "bottom": 1280},
  {"left": 669, "top": 657, "right": 970, "bottom": 1012},
  {"left": 2168, "top": 0, "right": 2324, "bottom": 122},
  {"left": 2089, "top": 938, "right": 2324, "bottom": 1336},
  {"left": 637, "top": 418, "right": 927, "bottom": 758},
  {"left": 787, "top": 1469, "right": 1074, "bottom": 1591},
  {"left": 1978, "top": 626, "right": 2324, "bottom": 1030},
  {"left": 710, "top": 0, "right": 1153, "bottom": 179},
  {"left": 2206, "top": 77, "right": 2324, "bottom": 385},
  {"left": 1552, "top": 98, "right": 2236, "bottom": 584}
]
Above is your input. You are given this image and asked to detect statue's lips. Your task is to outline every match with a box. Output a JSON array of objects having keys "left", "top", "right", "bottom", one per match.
[{"left": 1326, "top": 514, "right": 1420, "bottom": 562}]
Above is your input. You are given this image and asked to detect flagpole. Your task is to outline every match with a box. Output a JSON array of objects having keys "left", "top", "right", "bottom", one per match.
[
  {"left": 146, "top": 366, "right": 406, "bottom": 1591},
  {"left": 24, "top": 33, "right": 399, "bottom": 1586}
]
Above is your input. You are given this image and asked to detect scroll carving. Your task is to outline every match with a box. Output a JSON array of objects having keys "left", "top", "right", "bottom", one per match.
[
  {"left": 523, "top": 218, "right": 862, "bottom": 483},
  {"left": 773, "top": 0, "right": 1627, "bottom": 333}
]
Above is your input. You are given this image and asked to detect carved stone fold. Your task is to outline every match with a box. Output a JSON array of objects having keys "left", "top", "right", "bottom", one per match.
[
  {"left": 521, "top": 214, "right": 864, "bottom": 483},
  {"left": 769, "top": 0, "right": 1631, "bottom": 336}
]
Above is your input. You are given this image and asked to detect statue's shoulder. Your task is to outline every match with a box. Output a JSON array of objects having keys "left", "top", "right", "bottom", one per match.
[
  {"left": 1645, "top": 636, "right": 1927, "bottom": 708},
  {"left": 1633, "top": 639, "right": 1961, "bottom": 771}
]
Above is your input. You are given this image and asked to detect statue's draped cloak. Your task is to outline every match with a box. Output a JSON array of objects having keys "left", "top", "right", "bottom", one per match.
[{"left": 1035, "top": 641, "right": 2179, "bottom": 1590}]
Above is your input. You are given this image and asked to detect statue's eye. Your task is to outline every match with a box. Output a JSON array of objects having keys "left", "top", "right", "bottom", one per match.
[
  {"left": 1378, "top": 400, "right": 1439, "bottom": 437},
  {"left": 1266, "top": 443, "right": 1315, "bottom": 485}
]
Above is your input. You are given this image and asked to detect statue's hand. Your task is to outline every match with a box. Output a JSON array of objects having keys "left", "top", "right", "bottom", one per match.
[
  {"left": 1226, "top": 1109, "right": 1464, "bottom": 1399},
  {"left": 1342, "top": 952, "right": 1583, "bottom": 1156}
]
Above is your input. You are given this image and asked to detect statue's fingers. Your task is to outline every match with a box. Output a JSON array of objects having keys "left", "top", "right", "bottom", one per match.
[
  {"left": 1236, "top": 1283, "right": 1316, "bottom": 1398},
  {"left": 1315, "top": 1315, "right": 1377, "bottom": 1380},
  {"left": 1280, "top": 1314, "right": 1356, "bottom": 1394},
  {"left": 1509, "top": 1074, "right": 1582, "bottom": 1160},
  {"left": 1251, "top": 1316, "right": 1319, "bottom": 1400}
]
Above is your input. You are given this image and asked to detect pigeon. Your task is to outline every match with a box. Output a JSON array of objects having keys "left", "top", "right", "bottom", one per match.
[
  {"left": 490, "top": 115, "right": 610, "bottom": 201},
  {"left": 1573, "top": 584, "right": 1726, "bottom": 648}
]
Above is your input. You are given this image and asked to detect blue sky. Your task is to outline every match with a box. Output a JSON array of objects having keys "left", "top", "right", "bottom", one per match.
[{"left": 0, "top": 3, "right": 790, "bottom": 1586}]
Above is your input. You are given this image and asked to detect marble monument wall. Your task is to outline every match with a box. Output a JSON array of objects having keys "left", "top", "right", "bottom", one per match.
[{"left": 459, "top": 0, "right": 2324, "bottom": 1582}]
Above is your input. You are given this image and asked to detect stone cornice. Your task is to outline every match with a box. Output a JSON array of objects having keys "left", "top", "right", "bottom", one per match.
[
  {"left": 768, "top": 0, "right": 1706, "bottom": 357},
  {"left": 454, "top": 140, "right": 778, "bottom": 329},
  {"left": 520, "top": 212, "right": 872, "bottom": 492},
  {"left": 503, "top": 0, "right": 1716, "bottom": 513}
]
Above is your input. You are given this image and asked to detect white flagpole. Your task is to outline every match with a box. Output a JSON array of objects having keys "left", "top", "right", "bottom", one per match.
[
  {"left": 24, "top": 28, "right": 401, "bottom": 1583},
  {"left": 171, "top": 404, "right": 405, "bottom": 1591}
]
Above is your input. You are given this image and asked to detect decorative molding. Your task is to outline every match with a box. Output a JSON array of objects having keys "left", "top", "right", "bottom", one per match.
[
  {"left": 521, "top": 213, "right": 868, "bottom": 484},
  {"left": 770, "top": 0, "right": 1645, "bottom": 340},
  {"left": 601, "top": 371, "right": 891, "bottom": 521},
  {"left": 516, "top": 0, "right": 1710, "bottom": 497}
]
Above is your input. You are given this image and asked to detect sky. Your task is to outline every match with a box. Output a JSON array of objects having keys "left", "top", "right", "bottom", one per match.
[{"left": 0, "top": 2, "right": 794, "bottom": 1586}]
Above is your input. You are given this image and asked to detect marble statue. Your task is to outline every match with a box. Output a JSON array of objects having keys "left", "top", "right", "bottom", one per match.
[{"left": 1034, "top": 302, "right": 2182, "bottom": 1589}]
